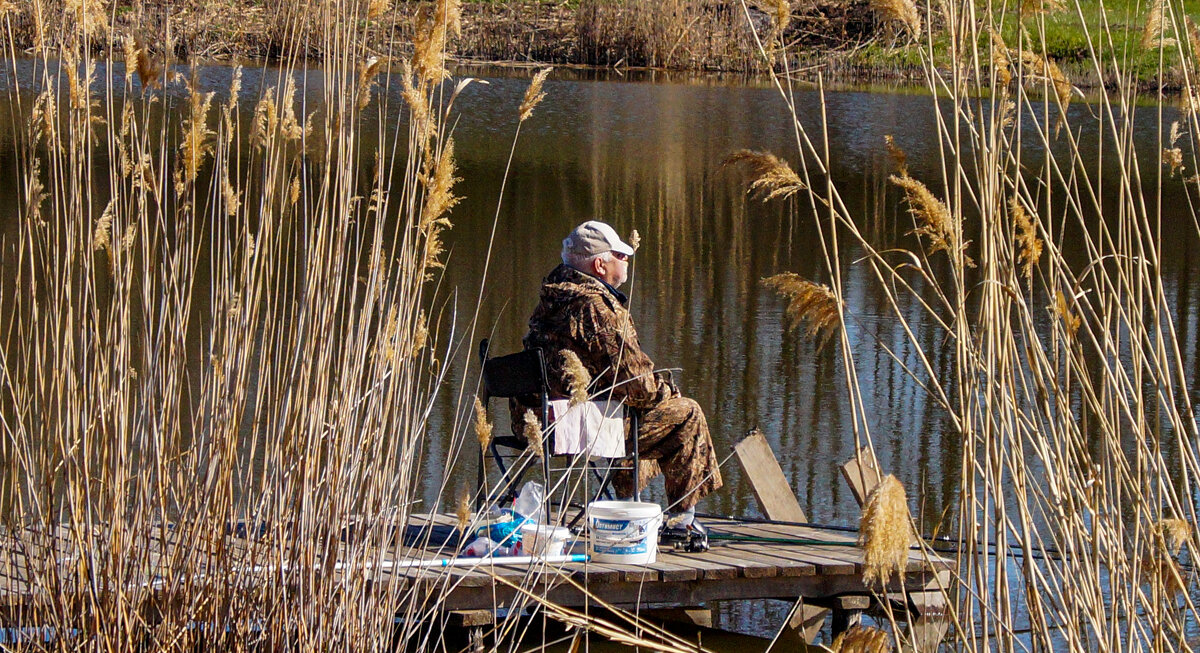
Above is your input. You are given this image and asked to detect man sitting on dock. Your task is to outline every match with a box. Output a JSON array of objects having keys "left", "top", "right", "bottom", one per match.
[{"left": 515, "top": 220, "right": 723, "bottom": 541}]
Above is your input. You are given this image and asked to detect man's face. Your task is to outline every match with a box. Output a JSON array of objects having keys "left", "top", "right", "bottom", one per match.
[{"left": 594, "top": 251, "right": 630, "bottom": 287}]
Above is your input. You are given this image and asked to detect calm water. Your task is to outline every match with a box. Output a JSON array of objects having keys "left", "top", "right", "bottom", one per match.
[{"left": 2, "top": 60, "right": 1197, "bottom": 640}]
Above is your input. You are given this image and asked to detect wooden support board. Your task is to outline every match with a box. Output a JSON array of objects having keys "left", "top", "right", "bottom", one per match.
[{"left": 733, "top": 429, "right": 808, "bottom": 522}]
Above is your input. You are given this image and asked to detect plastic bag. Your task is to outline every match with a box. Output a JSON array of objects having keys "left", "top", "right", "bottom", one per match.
[{"left": 513, "top": 481, "right": 545, "bottom": 524}]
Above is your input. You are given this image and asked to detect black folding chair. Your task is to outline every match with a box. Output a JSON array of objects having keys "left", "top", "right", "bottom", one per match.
[{"left": 475, "top": 339, "right": 639, "bottom": 525}]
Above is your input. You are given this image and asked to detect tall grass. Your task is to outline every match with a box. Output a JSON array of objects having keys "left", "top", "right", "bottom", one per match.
[
  {"left": 744, "top": 0, "right": 1200, "bottom": 648},
  {"left": 0, "top": 0, "right": 474, "bottom": 648},
  {"left": 0, "top": 1, "right": 717, "bottom": 649}
]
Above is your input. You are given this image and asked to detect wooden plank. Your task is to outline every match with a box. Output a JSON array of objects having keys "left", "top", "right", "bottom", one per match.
[
  {"left": 840, "top": 446, "right": 884, "bottom": 507},
  {"left": 715, "top": 542, "right": 818, "bottom": 577},
  {"left": 734, "top": 430, "right": 808, "bottom": 522},
  {"left": 692, "top": 549, "right": 777, "bottom": 578},
  {"left": 715, "top": 523, "right": 858, "bottom": 575},
  {"left": 655, "top": 549, "right": 739, "bottom": 580}
]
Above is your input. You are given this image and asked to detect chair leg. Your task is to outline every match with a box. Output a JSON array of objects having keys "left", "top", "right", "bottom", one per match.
[{"left": 631, "top": 411, "right": 640, "bottom": 501}]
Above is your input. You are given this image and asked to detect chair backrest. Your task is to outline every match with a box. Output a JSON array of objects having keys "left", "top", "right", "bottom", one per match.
[{"left": 479, "top": 340, "right": 548, "bottom": 401}]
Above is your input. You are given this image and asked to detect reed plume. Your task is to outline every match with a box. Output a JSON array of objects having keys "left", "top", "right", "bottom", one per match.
[
  {"left": 356, "top": 56, "right": 385, "bottom": 110},
  {"left": 858, "top": 474, "right": 915, "bottom": 587},
  {"left": 1020, "top": 0, "right": 1064, "bottom": 17},
  {"left": 761, "top": 273, "right": 842, "bottom": 351},
  {"left": 1141, "top": 519, "right": 1190, "bottom": 596},
  {"left": 175, "top": 84, "right": 216, "bottom": 194},
  {"left": 831, "top": 625, "right": 892, "bottom": 652},
  {"left": 367, "top": 0, "right": 391, "bottom": 20},
  {"left": 93, "top": 200, "right": 113, "bottom": 253},
  {"left": 758, "top": 0, "right": 791, "bottom": 58},
  {"left": 869, "top": 0, "right": 921, "bottom": 40},
  {"left": 561, "top": 349, "right": 591, "bottom": 405},
  {"left": 629, "top": 229, "right": 641, "bottom": 252},
  {"left": 420, "top": 138, "right": 460, "bottom": 273},
  {"left": 1010, "top": 197, "right": 1042, "bottom": 279},
  {"left": 1141, "top": 0, "right": 1176, "bottom": 49},
  {"left": 1050, "top": 291, "right": 1081, "bottom": 338},
  {"left": 411, "top": 0, "right": 462, "bottom": 85},
  {"left": 889, "top": 172, "right": 973, "bottom": 266},
  {"left": 523, "top": 410, "right": 544, "bottom": 459},
  {"left": 131, "top": 36, "right": 162, "bottom": 90},
  {"left": 723, "top": 149, "right": 807, "bottom": 201},
  {"left": 989, "top": 29, "right": 1012, "bottom": 87},
  {"left": 456, "top": 489, "right": 471, "bottom": 533},
  {"left": 411, "top": 311, "right": 429, "bottom": 358},
  {"left": 65, "top": 0, "right": 107, "bottom": 38},
  {"left": 1018, "top": 50, "right": 1074, "bottom": 111},
  {"left": 1163, "top": 121, "right": 1184, "bottom": 177},
  {"left": 474, "top": 397, "right": 493, "bottom": 450},
  {"left": 519, "top": 67, "right": 552, "bottom": 122},
  {"left": 1156, "top": 518, "right": 1191, "bottom": 554},
  {"left": 884, "top": 134, "right": 908, "bottom": 175}
]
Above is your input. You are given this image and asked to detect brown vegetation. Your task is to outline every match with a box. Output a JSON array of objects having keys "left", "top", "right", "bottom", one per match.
[{"left": 5, "top": 0, "right": 883, "bottom": 73}]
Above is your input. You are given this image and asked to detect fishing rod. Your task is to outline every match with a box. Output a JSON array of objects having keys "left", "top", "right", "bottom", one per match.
[{"left": 696, "top": 511, "right": 1069, "bottom": 561}]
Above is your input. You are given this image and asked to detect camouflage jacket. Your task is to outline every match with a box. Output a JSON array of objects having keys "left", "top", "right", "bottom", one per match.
[{"left": 516, "top": 264, "right": 674, "bottom": 417}]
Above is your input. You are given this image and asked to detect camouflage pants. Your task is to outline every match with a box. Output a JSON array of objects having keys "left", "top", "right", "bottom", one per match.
[{"left": 612, "top": 396, "right": 723, "bottom": 510}]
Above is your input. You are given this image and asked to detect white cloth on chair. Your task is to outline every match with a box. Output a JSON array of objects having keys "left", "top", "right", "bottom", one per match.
[{"left": 548, "top": 399, "right": 626, "bottom": 458}]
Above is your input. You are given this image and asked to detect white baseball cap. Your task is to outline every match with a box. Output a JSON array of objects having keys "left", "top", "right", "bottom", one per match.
[{"left": 563, "top": 220, "right": 635, "bottom": 257}]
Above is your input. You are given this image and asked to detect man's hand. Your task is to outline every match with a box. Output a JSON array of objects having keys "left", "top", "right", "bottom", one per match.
[{"left": 655, "top": 372, "right": 680, "bottom": 402}]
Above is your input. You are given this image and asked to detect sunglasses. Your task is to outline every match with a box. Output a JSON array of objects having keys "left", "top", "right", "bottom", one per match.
[{"left": 611, "top": 251, "right": 630, "bottom": 261}]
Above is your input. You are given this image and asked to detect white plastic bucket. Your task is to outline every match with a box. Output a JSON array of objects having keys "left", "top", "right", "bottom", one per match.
[
  {"left": 586, "top": 501, "right": 663, "bottom": 564},
  {"left": 520, "top": 523, "right": 572, "bottom": 557}
]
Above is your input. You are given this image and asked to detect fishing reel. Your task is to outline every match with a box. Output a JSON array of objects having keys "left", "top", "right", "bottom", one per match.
[{"left": 659, "top": 525, "right": 710, "bottom": 553}]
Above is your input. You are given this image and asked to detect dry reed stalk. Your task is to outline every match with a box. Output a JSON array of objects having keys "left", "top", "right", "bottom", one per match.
[
  {"left": 519, "top": 67, "right": 552, "bottom": 122},
  {"left": 474, "top": 397, "right": 493, "bottom": 450},
  {"left": 561, "top": 350, "right": 591, "bottom": 405},
  {"left": 858, "top": 474, "right": 914, "bottom": 587},
  {"left": 869, "top": 0, "right": 921, "bottom": 40},
  {"left": 761, "top": 273, "right": 841, "bottom": 351},
  {"left": 830, "top": 625, "right": 892, "bottom": 652},
  {"left": 523, "top": 410, "right": 544, "bottom": 459},
  {"left": 738, "top": 0, "right": 1200, "bottom": 648},
  {"left": 1010, "top": 197, "right": 1042, "bottom": 280},
  {"left": 723, "top": 149, "right": 807, "bottom": 201},
  {"left": 1188, "top": 17, "right": 1200, "bottom": 60}
]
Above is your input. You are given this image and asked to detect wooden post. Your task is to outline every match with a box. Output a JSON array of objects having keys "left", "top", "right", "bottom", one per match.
[
  {"left": 840, "top": 447, "right": 951, "bottom": 652},
  {"left": 733, "top": 429, "right": 807, "bottom": 523},
  {"left": 734, "top": 430, "right": 826, "bottom": 643}
]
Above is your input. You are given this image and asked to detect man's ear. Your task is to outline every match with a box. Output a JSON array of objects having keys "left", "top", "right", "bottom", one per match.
[{"left": 591, "top": 257, "right": 605, "bottom": 276}]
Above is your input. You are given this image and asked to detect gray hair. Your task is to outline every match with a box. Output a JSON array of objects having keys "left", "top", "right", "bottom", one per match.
[{"left": 562, "top": 248, "right": 613, "bottom": 271}]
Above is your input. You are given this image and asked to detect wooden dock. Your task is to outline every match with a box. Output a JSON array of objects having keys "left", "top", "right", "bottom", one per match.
[{"left": 0, "top": 511, "right": 953, "bottom": 645}]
